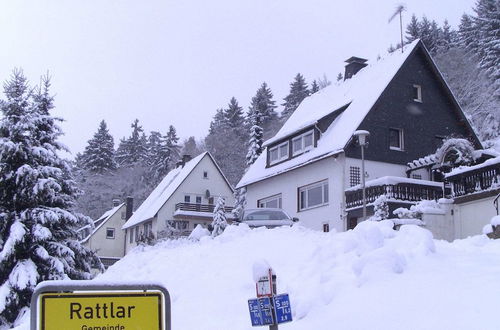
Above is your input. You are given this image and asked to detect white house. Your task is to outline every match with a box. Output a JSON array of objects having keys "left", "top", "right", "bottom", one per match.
[
  {"left": 237, "top": 39, "right": 486, "bottom": 234},
  {"left": 79, "top": 197, "right": 133, "bottom": 267},
  {"left": 123, "top": 152, "right": 234, "bottom": 253}
]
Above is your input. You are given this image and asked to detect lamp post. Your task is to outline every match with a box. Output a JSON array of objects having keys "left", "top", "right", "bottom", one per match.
[{"left": 353, "top": 130, "right": 370, "bottom": 220}]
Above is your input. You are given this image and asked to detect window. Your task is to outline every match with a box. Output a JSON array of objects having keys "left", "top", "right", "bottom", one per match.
[
  {"left": 258, "top": 194, "right": 282, "bottom": 208},
  {"left": 184, "top": 195, "right": 191, "bottom": 203},
  {"left": 349, "top": 166, "right": 361, "bottom": 187},
  {"left": 208, "top": 197, "right": 214, "bottom": 205},
  {"left": 143, "top": 221, "right": 152, "bottom": 237},
  {"left": 129, "top": 229, "right": 133, "bottom": 243},
  {"left": 135, "top": 226, "right": 139, "bottom": 242},
  {"left": 299, "top": 180, "right": 329, "bottom": 211},
  {"left": 196, "top": 196, "right": 202, "bottom": 204},
  {"left": 389, "top": 128, "right": 404, "bottom": 151},
  {"left": 203, "top": 171, "right": 208, "bottom": 179},
  {"left": 106, "top": 228, "right": 115, "bottom": 239},
  {"left": 121, "top": 211, "right": 126, "bottom": 220},
  {"left": 413, "top": 84, "right": 422, "bottom": 102},
  {"left": 292, "top": 130, "right": 314, "bottom": 156},
  {"left": 412, "top": 174, "right": 422, "bottom": 180},
  {"left": 269, "top": 141, "right": 289, "bottom": 165},
  {"left": 323, "top": 223, "right": 330, "bottom": 232}
]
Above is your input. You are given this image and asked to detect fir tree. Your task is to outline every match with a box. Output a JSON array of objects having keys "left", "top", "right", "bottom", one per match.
[
  {"left": 0, "top": 70, "right": 101, "bottom": 327},
  {"left": 281, "top": 73, "right": 309, "bottom": 120},
  {"left": 149, "top": 126, "right": 180, "bottom": 183},
  {"left": 458, "top": 14, "right": 477, "bottom": 49},
  {"left": 371, "top": 195, "right": 389, "bottom": 221},
  {"left": 232, "top": 187, "right": 246, "bottom": 219},
  {"left": 246, "top": 107, "right": 264, "bottom": 166},
  {"left": 224, "top": 97, "right": 245, "bottom": 129},
  {"left": 406, "top": 14, "right": 420, "bottom": 43},
  {"left": 473, "top": 0, "right": 500, "bottom": 85},
  {"left": 317, "top": 74, "right": 332, "bottom": 89},
  {"left": 336, "top": 73, "right": 343, "bottom": 82},
  {"left": 211, "top": 197, "right": 227, "bottom": 237},
  {"left": 310, "top": 80, "right": 320, "bottom": 94},
  {"left": 81, "top": 120, "right": 116, "bottom": 173},
  {"left": 115, "top": 119, "right": 148, "bottom": 166},
  {"left": 248, "top": 82, "right": 278, "bottom": 138}
]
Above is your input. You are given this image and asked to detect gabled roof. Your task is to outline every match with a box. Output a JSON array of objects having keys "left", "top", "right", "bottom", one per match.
[
  {"left": 237, "top": 40, "right": 422, "bottom": 188},
  {"left": 80, "top": 203, "right": 125, "bottom": 243},
  {"left": 122, "top": 152, "right": 232, "bottom": 229}
]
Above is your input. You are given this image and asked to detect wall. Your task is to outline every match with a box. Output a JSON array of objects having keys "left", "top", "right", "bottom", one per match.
[
  {"left": 246, "top": 155, "right": 345, "bottom": 232},
  {"left": 454, "top": 195, "right": 498, "bottom": 238},
  {"left": 344, "top": 157, "right": 408, "bottom": 188},
  {"left": 84, "top": 204, "right": 127, "bottom": 258}
]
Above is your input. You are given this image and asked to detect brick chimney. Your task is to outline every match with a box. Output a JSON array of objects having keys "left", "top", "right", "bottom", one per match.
[
  {"left": 344, "top": 56, "right": 368, "bottom": 80},
  {"left": 125, "top": 197, "right": 133, "bottom": 220}
]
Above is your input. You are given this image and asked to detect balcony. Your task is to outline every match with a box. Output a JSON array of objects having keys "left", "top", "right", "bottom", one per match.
[
  {"left": 445, "top": 157, "right": 500, "bottom": 198},
  {"left": 174, "top": 203, "right": 234, "bottom": 215},
  {"left": 345, "top": 176, "right": 444, "bottom": 210}
]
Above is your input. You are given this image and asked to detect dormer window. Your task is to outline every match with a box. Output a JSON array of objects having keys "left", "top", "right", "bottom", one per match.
[
  {"left": 413, "top": 84, "right": 422, "bottom": 102},
  {"left": 292, "top": 130, "right": 314, "bottom": 156},
  {"left": 269, "top": 141, "right": 289, "bottom": 165}
]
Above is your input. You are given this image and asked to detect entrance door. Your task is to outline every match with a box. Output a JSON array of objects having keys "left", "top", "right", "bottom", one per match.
[{"left": 347, "top": 217, "right": 358, "bottom": 230}]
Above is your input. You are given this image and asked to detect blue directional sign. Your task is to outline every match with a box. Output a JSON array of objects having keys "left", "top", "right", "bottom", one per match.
[
  {"left": 248, "top": 297, "right": 274, "bottom": 326},
  {"left": 273, "top": 294, "right": 293, "bottom": 324}
]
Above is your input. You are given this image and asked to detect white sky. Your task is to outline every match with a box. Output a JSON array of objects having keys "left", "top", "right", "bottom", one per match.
[{"left": 0, "top": 0, "right": 475, "bottom": 156}]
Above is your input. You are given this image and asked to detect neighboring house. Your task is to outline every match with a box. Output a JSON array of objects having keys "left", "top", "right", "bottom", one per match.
[
  {"left": 79, "top": 197, "right": 133, "bottom": 268},
  {"left": 237, "top": 39, "right": 485, "bottom": 234},
  {"left": 123, "top": 152, "right": 234, "bottom": 253}
]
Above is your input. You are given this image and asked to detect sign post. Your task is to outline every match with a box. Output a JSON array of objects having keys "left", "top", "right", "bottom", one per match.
[
  {"left": 247, "top": 267, "right": 292, "bottom": 329},
  {"left": 30, "top": 281, "right": 171, "bottom": 330}
]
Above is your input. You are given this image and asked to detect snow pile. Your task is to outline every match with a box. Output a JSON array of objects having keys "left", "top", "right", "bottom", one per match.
[{"left": 483, "top": 215, "right": 500, "bottom": 235}]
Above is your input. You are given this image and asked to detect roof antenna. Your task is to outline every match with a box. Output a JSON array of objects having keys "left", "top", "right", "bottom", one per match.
[{"left": 389, "top": 4, "right": 406, "bottom": 53}]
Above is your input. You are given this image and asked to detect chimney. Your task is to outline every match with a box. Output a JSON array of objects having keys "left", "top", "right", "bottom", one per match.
[
  {"left": 112, "top": 198, "right": 121, "bottom": 207},
  {"left": 344, "top": 56, "right": 368, "bottom": 80},
  {"left": 176, "top": 154, "right": 192, "bottom": 168},
  {"left": 125, "top": 197, "right": 133, "bottom": 220}
]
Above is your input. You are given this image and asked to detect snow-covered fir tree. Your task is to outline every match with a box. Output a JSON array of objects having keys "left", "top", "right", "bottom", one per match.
[
  {"left": 246, "top": 107, "right": 264, "bottom": 166},
  {"left": 371, "top": 195, "right": 389, "bottom": 221},
  {"left": 211, "top": 197, "right": 227, "bottom": 237},
  {"left": 0, "top": 70, "right": 101, "bottom": 327},
  {"left": 336, "top": 73, "right": 343, "bottom": 82},
  {"left": 281, "top": 73, "right": 309, "bottom": 120},
  {"left": 248, "top": 82, "right": 279, "bottom": 138},
  {"left": 232, "top": 187, "right": 246, "bottom": 219},
  {"left": 80, "top": 120, "right": 116, "bottom": 173},
  {"left": 406, "top": 14, "right": 420, "bottom": 43},
  {"left": 115, "top": 119, "right": 148, "bottom": 166},
  {"left": 147, "top": 126, "right": 180, "bottom": 183},
  {"left": 310, "top": 80, "right": 319, "bottom": 94}
]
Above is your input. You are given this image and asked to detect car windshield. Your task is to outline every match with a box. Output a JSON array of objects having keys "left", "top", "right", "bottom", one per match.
[{"left": 242, "top": 210, "right": 288, "bottom": 221}]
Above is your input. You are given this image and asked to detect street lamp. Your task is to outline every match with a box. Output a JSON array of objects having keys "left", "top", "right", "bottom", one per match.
[{"left": 353, "top": 130, "right": 370, "bottom": 220}]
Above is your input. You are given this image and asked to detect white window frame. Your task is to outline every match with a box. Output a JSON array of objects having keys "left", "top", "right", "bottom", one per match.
[
  {"left": 269, "top": 141, "right": 289, "bottom": 165},
  {"left": 292, "top": 130, "right": 314, "bottom": 156},
  {"left": 106, "top": 227, "right": 115, "bottom": 239},
  {"left": 413, "top": 84, "right": 422, "bottom": 102},
  {"left": 389, "top": 128, "right": 404, "bottom": 151},
  {"left": 299, "top": 180, "right": 329, "bottom": 211},
  {"left": 258, "top": 194, "right": 282, "bottom": 208}
]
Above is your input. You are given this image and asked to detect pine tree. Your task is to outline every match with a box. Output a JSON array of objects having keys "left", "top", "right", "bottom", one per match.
[
  {"left": 0, "top": 70, "right": 101, "bottom": 327},
  {"left": 248, "top": 82, "right": 278, "bottom": 138},
  {"left": 149, "top": 126, "right": 180, "bottom": 183},
  {"left": 211, "top": 197, "right": 227, "bottom": 237},
  {"left": 232, "top": 187, "right": 246, "bottom": 219},
  {"left": 146, "top": 131, "right": 163, "bottom": 166},
  {"left": 458, "top": 14, "right": 477, "bottom": 49},
  {"left": 246, "top": 107, "right": 264, "bottom": 166},
  {"left": 473, "top": 0, "right": 500, "bottom": 86},
  {"left": 181, "top": 136, "right": 204, "bottom": 157},
  {"left": 81, "top": 120, "right": 116, "bottom": 173},
  {"left": 281, "top": 73, "right": 309, "bottom": 120},
  {"left": 406, "top": 14, "right": 420, "bottom": 43},
  {"left": 336, "top": 73, "right": 343, "bottom": 82},
  {"left": 115, "top": 119, "right": 148, "bottom": 166},
  {"left": 310, "top": 80, "right": 319, "bottom": 94},
  {"left": 372, "top": 195, "right": 389, "bottom": 221},
  {"left": 224, "top": 97, "right": 245, "bottom": 129}
]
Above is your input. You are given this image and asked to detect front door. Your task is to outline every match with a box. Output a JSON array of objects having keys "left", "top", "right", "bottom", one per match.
[{"left": 347, "top": 217, "right": 358, "bottom": 230}]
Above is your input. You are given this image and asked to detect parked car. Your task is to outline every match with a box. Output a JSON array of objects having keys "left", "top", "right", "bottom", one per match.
[{"left": 236, "top": 208, "right": 299, "bottom": 228}]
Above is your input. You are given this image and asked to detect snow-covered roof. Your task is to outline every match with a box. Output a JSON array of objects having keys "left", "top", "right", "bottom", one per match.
[
  {"left": 123, "top": 152, "right": 227, "bottom": 229},
  {"left": 407, "top": 154, "right": 438, "bottom": 170},
  {"left": 445, "top": 156, "right": 500, "bottom": 178},
  {"left": 80, "top": 203, "right": 125, "bottom": 243},
  {"left": 238, "top": 40, "right": 421, "bottom": 188}
]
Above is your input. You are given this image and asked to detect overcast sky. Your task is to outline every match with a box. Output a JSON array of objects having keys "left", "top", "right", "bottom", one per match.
[{"left": 1, "top": 0, "right": 475, "bottom": 156}]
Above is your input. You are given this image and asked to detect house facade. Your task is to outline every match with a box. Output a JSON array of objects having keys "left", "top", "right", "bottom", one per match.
[
  {"left": 123, "top": 152, "right": 234, "bottom": 253},
  {"left": 79, "top": 197, "right": 133, "bottom": 267},
  {"left": 238, "top": 39, "right": 485, "bottom": 233}
]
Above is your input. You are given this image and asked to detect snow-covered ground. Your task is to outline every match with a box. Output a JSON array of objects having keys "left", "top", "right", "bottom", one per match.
[{"left": 15, "top": 221, "right": 500, "bottom": 329}]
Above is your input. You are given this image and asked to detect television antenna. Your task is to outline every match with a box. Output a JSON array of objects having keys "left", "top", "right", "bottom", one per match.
[{"left": 389, "top": 4, "right": 406, "bottom": 53}]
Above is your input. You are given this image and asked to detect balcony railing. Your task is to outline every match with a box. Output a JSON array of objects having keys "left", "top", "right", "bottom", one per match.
[
  {"left": 175, "top": 202, "right": 234, "bottom": 214},
  {"left": 446, "top": 161, "right": 500, "bottom": 198},
  {"left": 345, "top": 182, "right": 444, "bottom": 210}
]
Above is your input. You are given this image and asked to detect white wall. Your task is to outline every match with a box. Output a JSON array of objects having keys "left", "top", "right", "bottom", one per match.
[
  {"left": 84, "top": 204, "right": 127, "bottom": 258},
  {"left": 246, "top": 155, "right": 345, "bottom": 231},
  {"left": 344, "top": 157, "right": 408, "bottom": 188},
  {"left": 454, "top": 195, "right": 499, "bottom": 238}
]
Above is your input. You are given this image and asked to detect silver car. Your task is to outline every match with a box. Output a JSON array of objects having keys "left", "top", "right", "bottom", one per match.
[{"left": 237, "top": 208, "right": 299, "bottom": 228}]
